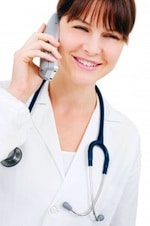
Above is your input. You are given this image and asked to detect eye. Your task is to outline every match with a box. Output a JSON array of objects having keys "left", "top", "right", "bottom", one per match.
[
  {"left": 73, "top": 25, "right": 89, "bottom": 32},
  {"left": 104, "top": 33, "right": 121, "bottom": 40}
]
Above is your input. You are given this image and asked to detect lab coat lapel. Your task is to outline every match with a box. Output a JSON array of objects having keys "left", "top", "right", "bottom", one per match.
[
  {"left": 29, "top": 82, "right": 65, "bottom": 178},
  {"left": 51, "top": 93, "right": 121, "bottom": 194},
  {"left": 29, "top": 82, "right": 121, "bottom": 184},
  {"left": 49, "top": 101, "right": 103, "bottom": 208}
]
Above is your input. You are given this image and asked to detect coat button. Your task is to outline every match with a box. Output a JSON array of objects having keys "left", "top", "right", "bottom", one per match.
[{"left": 49, "top": 206, "right": 58, "bottom": 214}]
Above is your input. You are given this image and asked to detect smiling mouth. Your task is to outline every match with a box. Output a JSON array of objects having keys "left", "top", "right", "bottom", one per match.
[{"left": 73, "top": 56, "right": 101, "bottom": 69}]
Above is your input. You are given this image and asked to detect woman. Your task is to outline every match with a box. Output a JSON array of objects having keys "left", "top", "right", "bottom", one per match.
[{"left": 0, "top": 0, "right": 140, "bottom": 225}]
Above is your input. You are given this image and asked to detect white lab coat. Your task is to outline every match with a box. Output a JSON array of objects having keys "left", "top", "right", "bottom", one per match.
[{"left": 0, "top": 81, "right": 141, "bottom": 226}]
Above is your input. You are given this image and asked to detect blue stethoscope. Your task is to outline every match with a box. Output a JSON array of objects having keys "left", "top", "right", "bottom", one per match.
[{"left": 1, "top": 81, "right": 109, "bottom": 221}]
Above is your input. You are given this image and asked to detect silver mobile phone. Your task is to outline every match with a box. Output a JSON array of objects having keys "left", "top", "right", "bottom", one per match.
[{"left": 39, "top": 13, "right": 59, "bottom": 80}]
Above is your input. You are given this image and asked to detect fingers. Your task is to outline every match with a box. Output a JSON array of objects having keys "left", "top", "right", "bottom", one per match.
[
  {"left": 32, "top": 40, "right": 61, "bottom": 59},
  {"left": 35, "top": 32, "right": 60, "bottom": 47},
  {"left": 24, "top": 49, "right": 59, "bottom": 63},
  {"left": 37, "top": 23, "right": 46, "bottom": 33},
  {"left": 36, "top": 23, "right": 59, "bottom": 46},
  {"left": 21, "top": 26, "right": 62, "bottom": 63}
]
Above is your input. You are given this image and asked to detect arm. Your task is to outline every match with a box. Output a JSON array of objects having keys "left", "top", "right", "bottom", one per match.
[
  {"left": 0, "top": 88, "right": 31, "bottom": 160},
  {"left": 0, "top": 24, "right": 61, "bottom": 160}
]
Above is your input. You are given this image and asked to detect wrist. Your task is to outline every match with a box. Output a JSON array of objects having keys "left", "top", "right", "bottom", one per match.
[{"left": 6, "top": 85, "right": 31, "bottom": 103}]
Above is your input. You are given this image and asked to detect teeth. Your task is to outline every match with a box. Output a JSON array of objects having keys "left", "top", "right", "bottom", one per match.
[{"left": 77, "top": 58, "right": 96, "bottom": 67}]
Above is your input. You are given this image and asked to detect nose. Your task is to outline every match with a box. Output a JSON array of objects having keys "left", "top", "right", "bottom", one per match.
[{"left": 83, "top": 34, "right": 102, "bottom": 56}]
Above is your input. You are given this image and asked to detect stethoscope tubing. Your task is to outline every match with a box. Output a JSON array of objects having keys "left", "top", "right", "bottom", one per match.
[
  {"left": 62, "top": 85, "right": 110, "bottom": 221},
  {"left": 1, "top": 81, "right": 110, "bottom": 176},
  {"left": 1, "top": 81, "right": 110, "bottom": 222},
  {"left": 88, "top": 86, "right": 109, "bottom": 174}
]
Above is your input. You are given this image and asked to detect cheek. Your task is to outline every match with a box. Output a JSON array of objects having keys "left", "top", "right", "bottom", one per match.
[
  {"left": 58, "top": 34, "right": 76, "bottom": 71},
  {"left": 59, "top": 28, "right": 84, "bottom": 55},
  {"left": 105, "top": 44, "right": 124, "bottom": 66},
  {"left": 59, "top": 32, "right": 76, "bottom": 53},
  {"left": 58, "top": 36, "right": 72, "bottom": 67}
]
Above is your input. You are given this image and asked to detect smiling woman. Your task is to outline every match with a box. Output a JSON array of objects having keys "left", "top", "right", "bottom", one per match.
[{"left": 0, "top": 0, "right": 141, "bottom": 226}]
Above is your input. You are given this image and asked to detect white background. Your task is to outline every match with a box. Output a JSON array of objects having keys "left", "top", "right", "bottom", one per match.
[{"left": 0, "top": 1, "right": 149, "bottom": 225}]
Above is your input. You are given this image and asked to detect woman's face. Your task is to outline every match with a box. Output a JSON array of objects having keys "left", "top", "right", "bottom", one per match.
[{"left": 57, "top": 11, "right": 125, "bottom": 86}]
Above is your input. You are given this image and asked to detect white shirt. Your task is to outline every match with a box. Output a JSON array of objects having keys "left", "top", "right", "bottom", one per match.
[
  {"left": 0, "top": 81, "right": 141, "bottom": 226},
  {"left": 61, "top": 151, "right": 76, "bottom": 174}
]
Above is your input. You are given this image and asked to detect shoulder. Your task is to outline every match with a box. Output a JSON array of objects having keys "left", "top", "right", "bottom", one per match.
[
  {"left": 0, "top": 80, "right": 10, "bottom": 89},
  {"left": 0, "top": 80, "right": 10, "bottom": 93},
  {"left": 104, "top": 98, "right": 140, "bottom": 140}
]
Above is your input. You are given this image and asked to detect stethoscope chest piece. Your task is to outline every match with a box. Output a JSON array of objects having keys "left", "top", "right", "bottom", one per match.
[
  {"left": 1, "top": 81, "right": 46, "bottom": 168},
  {"left": 97, "top": 214, "right": 105, "bottom": 221},
  {"left": 1, "top": 147, "right": 22, "bottom": 167}
]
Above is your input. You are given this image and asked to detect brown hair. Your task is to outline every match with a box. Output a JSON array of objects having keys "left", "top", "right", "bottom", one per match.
[{"left": 57, "top": 0, "right": 136, "bottom": 42}]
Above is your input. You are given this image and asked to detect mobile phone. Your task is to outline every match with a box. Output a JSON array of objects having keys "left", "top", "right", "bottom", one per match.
[{"left": 39, "top": 13, "right": 59, "bottom": 80}]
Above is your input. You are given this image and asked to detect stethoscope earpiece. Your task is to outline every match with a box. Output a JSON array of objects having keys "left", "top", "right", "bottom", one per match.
[{"left": 1, "top": 147, "right": 22, "bottom": 167}]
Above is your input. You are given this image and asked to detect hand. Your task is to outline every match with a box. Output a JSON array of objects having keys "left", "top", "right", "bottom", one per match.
[{"left": 7, "top": 24, "right": 61, "bottom": 102}]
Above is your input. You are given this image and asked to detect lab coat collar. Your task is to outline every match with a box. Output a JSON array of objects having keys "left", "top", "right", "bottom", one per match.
[
  {"left": 33, "top": 81, "right": 121, "bottom": 123},
  {"left": 29, "top": 81, "right": 65, "bottom": 177},
  {"left": 30, "top": 81, "right": 121, "bottom": 178}
]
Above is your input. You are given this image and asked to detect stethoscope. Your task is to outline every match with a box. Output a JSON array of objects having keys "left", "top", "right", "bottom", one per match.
[
  {"left": 62, "top": 85, "right": 109, "bottom": 221},
  {"left": 1, "top": 81, "right": 110, "bottom": 222}
]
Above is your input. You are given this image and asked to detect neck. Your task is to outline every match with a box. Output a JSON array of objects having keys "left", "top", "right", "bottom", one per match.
[{"left": 49, "top": 78, "right": 97, "bottom": 113}]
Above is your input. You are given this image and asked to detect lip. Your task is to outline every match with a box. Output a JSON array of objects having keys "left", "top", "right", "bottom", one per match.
[{"left": 73, "top": 56, "right": 102, "bottom": 71}]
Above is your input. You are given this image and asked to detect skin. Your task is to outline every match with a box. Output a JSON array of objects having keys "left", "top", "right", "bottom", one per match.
[
  {"left": 7, "top": 7, "right": 125, "bottom": 151},
  {"left": 56, "top": 16, "right": 124, "bottom": 86}
]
